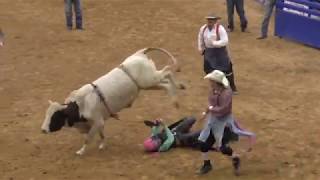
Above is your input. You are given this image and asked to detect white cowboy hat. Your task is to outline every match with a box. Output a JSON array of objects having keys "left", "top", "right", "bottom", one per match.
[{"left": 204, "top": 70, "right": 229, "bottom": 88}]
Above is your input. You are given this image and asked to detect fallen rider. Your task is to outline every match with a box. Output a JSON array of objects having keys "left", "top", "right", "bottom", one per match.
[
  {"left": 143, "top": 116, "right": 255, "bottom": 175},
  {"left": 143, "top": 116, "right": 255, "bottom": 152}
]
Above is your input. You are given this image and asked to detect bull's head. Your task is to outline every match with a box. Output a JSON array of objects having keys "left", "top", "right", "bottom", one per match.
[
  {"left": 41, "top": 100, "right": 67, "bottom": 133},
  {"left": 41, "top": 100, "right": 80, "bottom": 133}
]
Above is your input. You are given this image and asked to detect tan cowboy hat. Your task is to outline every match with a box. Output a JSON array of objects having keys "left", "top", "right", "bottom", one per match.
[
  {"left": 205, "top": 13, "right": 221, "bottom": 20},
  {"left": 204, "top": 70, "right": 229, "bottom": 88}
]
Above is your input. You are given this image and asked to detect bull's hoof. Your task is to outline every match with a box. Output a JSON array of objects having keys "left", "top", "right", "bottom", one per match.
[
  {"left": 98, "top": 143, "right": 105, "bottom": 150},
  {"left": 76, "top": 148, "right": 86, "bottom": 156},
  {"left": 76, "top": 150, "right": 84, "bottom": 156}
]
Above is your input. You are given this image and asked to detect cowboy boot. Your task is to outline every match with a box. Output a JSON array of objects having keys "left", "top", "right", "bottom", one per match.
[
  {"left": 232, "top": 156, "right": 241, "bottom": 176},
  {"left": 227, "top": 73, "right": 238, "bottom": 94},
  {"left": 197, "top": 160, "right": 212, "bottom": 175}
]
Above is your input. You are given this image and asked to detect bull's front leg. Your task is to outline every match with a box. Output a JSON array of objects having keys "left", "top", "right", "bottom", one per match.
[
  {"left": 76, "top": 120, "right": 104, "bottom": 155},
  {"left": 98, "top": 126, "right": 105, "bottom": 150}
]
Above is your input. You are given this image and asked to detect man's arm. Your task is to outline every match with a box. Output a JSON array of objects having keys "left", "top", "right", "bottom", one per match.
[
  {"left": 198, "top": 25, "right": 206, "bottom": 54},
  {"left": 158, "top": 126, "right": 175, "bottom": 152},
  {"left": 151, "top": 126, "right": 161, "bottom": 136},
  {"left": 212, "top": 25, "right": 228, "bottom": 47}
]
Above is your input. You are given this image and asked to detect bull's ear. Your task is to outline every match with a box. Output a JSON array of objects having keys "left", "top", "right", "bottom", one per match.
[{"left": 48, "top": 100, "right": 53, "bottom": 105}]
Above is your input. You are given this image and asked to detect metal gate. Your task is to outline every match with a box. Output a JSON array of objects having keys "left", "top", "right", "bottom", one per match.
[{"left": 275, "top": 0, "right": 320, "bottom": 48}]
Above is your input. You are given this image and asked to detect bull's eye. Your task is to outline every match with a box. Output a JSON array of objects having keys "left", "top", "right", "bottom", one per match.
[{"left": 49, "top": 110, "right": 66, "bottom": 132}]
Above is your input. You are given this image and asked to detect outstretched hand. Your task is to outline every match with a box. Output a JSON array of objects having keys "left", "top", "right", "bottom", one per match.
[
  {"left": 157, "top": 118, "right": 164, "bottom": 125},
  {"left": 144, "top": 120, "right": 156, "bottom": 127},
  {"left": 199, "top": 112, "right": 207, "bottom": 121},
  {"left": 199, "top": 106, "right": 213, "bottom": 120}
]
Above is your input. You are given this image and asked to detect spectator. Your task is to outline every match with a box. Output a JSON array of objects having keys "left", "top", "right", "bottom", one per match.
[
  {"left": 198, "top": 13, "right": 238, "bottom": 93},
  {"left": 64, "top": 0, "right": 83, "bottom": 30},
  {"left": 257, "top": 0, "right": 276, "bottom": 39},
  {"left": 226, "top": 0, "right": 248, "bottom": 32}
]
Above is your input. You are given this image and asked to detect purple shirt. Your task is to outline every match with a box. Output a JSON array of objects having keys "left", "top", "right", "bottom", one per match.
[{"left": 208, "top": 87, "right": 232, "bottom": 118}]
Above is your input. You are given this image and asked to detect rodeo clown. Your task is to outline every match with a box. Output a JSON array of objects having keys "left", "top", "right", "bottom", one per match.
[
  {"left": 198, "top": 13, "right": 238, "bottom": 93},
  {"left": 197, "top": 70, "right": 255, "bottom": 175}
]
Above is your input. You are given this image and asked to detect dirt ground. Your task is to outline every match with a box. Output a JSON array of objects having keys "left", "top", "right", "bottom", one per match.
[{"left": 0, "top": 0, "right": 320, "bottom": 179}]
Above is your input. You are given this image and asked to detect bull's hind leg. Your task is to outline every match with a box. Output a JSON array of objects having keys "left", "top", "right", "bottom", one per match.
[
  {"left": 153, "top": 70, "right": 179, "bottom": 107},
  {"left": 158, "top": 67, "right": 185, "bottom": 90},
  {"left": 167, "top": 73, "right": 185, "bottom": 90},
  {"left": 156, "top": 82, "right": 179, "bottom": 108}
]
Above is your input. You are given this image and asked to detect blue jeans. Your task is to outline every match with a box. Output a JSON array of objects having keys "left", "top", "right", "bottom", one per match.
[
  {"left": 261, "top": 0, "right": 276, "bottom": 37},
  {"left": 226, "top": 0, "right": 248, "bottom": 29},
  {"left": 198, "top": 114, "right": 233, "bottom": 148},
  {"left": 64, "top": 0, "right": 83, "bottom": 29}
]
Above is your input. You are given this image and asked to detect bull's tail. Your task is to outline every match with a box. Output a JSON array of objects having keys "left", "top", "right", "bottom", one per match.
[{"left": 139, "top": 47, "right": 180, "bottom": 72}]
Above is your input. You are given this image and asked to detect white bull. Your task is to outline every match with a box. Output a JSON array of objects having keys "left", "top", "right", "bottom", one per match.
[{"left": 41, "top": 47, "right": 184, "bottom": 155}]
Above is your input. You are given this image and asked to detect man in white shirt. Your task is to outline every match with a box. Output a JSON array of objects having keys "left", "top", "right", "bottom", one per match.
[{"left": 198, "top": 14, "right": 238, "bottom": 93}]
